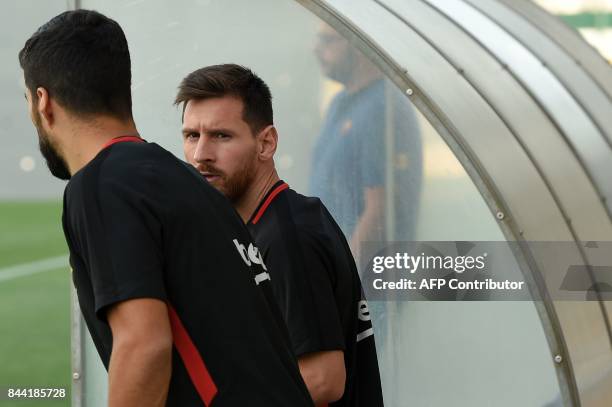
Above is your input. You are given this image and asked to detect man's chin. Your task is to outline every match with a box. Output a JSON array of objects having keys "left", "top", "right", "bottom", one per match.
[
  {"left": 49, "top": 168, "right": 71, "bottom": 181},
  {"left": 207, "top": 179, "right": 227, "bottom": 195},
  {"left": 38, "top": 135, "right": 71, "bottom": 180},
  {"left": 45, "top": 159, "right": 72, "bottom": 180}
]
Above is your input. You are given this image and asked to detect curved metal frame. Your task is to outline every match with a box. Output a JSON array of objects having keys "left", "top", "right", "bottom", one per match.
[
  {"left": 467, "top": 0, "right": 612, "bottom": 149},
  {"left": 297, "top": 0, "right": 612, "bottom": 406},
  {"left": 497, "top": 0, "right": 612, "bottom": 100},
  {"left": 295, "top": 0, "right": 578, "bottom": 404}
]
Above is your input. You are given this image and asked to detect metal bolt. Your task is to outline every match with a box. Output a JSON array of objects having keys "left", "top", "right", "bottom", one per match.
[
  {"left": 554, "top": 355, "right": 563, "bottom": 364},
  {"left": 73, "top": 372, "right": 81, "bottom": 381},
  {"left": 496, "top": 211, "right": 505, "bottom": 220},
  {"left": 406, "top": 88, "right": 413, "bottom": 96}
]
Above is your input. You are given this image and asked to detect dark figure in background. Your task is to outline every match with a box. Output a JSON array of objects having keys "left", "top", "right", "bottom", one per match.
[
  {"left": 19, "top": 10, "right": 312, "bottom": 407},
  {"left": 311, "top": 25, "right": 423, "bottom": 397},
  {"left": 311, "top": 24, "right": 422, "bottom": 258}
]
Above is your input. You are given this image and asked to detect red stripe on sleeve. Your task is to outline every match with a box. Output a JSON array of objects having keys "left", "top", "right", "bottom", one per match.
[
  {"left": 251, "top": 182, "right": 289, "bottom": 224},
  {"left": 168, "top": 305, "right": 218, "bottom": 405}
]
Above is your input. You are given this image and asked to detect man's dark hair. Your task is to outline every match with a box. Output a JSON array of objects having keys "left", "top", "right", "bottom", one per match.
[
  {"left": 19, "top": 9, "right": 133, "bottom": 120},
  {"left": 175, "top": 64, "right": 273, "bottom": 134}
]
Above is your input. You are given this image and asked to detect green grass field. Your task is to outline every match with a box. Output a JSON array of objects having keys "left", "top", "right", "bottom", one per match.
[{"left": 0, "top": 201, "right": 70, "bottom": 406}]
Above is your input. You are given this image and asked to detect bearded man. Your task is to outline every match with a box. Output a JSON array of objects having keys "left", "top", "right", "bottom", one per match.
[{"left": 177, "top": 64, "right": 384, "bottom": 407}]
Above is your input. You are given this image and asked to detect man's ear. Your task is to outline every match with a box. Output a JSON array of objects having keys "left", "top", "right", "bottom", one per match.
[
  {"left": 257, "top": 125, "right": 278, "bottom": 161},
  {"left": 36, "top": 87, "right": 54, "bottom": 127}
]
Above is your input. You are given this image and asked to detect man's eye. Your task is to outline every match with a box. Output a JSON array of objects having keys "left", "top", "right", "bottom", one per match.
[
  {"left": 185, "top": 132, "right": 199, "bottom": 140},
  {"left": 214, "top": 133, "right": 229, "bottom": 139}
]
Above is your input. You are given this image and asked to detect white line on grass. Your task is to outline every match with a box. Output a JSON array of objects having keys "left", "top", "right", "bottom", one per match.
[{"left": 0, "top": 255, "right": 69, "bottom": 283}]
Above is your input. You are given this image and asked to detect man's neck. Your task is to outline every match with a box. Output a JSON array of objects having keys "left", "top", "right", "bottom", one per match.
[
  {"left": 63, "top": 116, "right": 139, "bottom": 176},
  {"left": 235, "top": 167, "right": 280, "bottom": 223}
]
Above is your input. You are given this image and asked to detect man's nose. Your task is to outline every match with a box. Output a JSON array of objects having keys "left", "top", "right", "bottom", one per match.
[{"left": 193, "top": 136, "right": 214, "bottom": 163}]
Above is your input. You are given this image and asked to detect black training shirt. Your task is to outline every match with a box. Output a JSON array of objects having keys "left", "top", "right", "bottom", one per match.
[
  {"left": 62, "top": 140, "right": 313, "bottom": 406},
  {"left": 247, "top": 180, "right": 384, "bottom": 407}
]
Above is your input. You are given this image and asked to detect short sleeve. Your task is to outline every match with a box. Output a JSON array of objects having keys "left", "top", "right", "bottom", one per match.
[
  {"left": 72, "top": 175, "right": 167, "bottom": 320},
  {"left": 265, "top": 227, "right": 345, "bottom": 357}
]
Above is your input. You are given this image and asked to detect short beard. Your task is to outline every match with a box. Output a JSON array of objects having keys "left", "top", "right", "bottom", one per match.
[
  {"left": 223, "top": 151, "right": 258, "bottom": 204},
  {"left": 322, "top": 48, "right": 357, "bottom": 85},
  {"left": 33, "top": 110, "right": 71, "bottom": 180},
  {"left": 204, "top": 148, "right": 257, "bottom": 204}
]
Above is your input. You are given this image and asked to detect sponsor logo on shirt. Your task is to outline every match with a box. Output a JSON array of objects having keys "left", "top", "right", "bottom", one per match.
[
  {"left": 357, "top": 299, "right": 371, "bottom": 321},
  {"left": 356, "top": 299, "right": 374, "bottom": 343},
  {"left": 233, "top": 239, "right": 270, "bottom": 285}
]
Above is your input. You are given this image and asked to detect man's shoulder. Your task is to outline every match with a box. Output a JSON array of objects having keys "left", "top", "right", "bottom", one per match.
[
  {"left": 252, "top": 184, "right": 349, "bottom": 252},
  {"left": 66, "top": 143, "right": 183, "bottom": 214},
  {"left": 99, "top": 141, "right": 174, "bottom": 173},
  {"left": 282, "top": 188, "right": 327, "bottom": 229},
  {"left": 75, "top": 142, "right": 179, "bottom": 186},
  {"left": 282, "top": 188, "right": 349, "bottom": 247}
]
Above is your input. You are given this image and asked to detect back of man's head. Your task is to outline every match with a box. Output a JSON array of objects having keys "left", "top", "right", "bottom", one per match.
[
  {"left": 175, "top": 64, "right": 273, "bottom": 134},
  {"left": 19, "top": 9, "right": 133, "bottom": 121}
]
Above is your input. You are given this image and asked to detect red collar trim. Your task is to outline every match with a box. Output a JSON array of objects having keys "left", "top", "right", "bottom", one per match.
[
  {"left": 250, "top": 182, "right": 289, "bottom": 225},
  {"left": 102, "top": 135, "right": 144, "bottom": 150}
]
